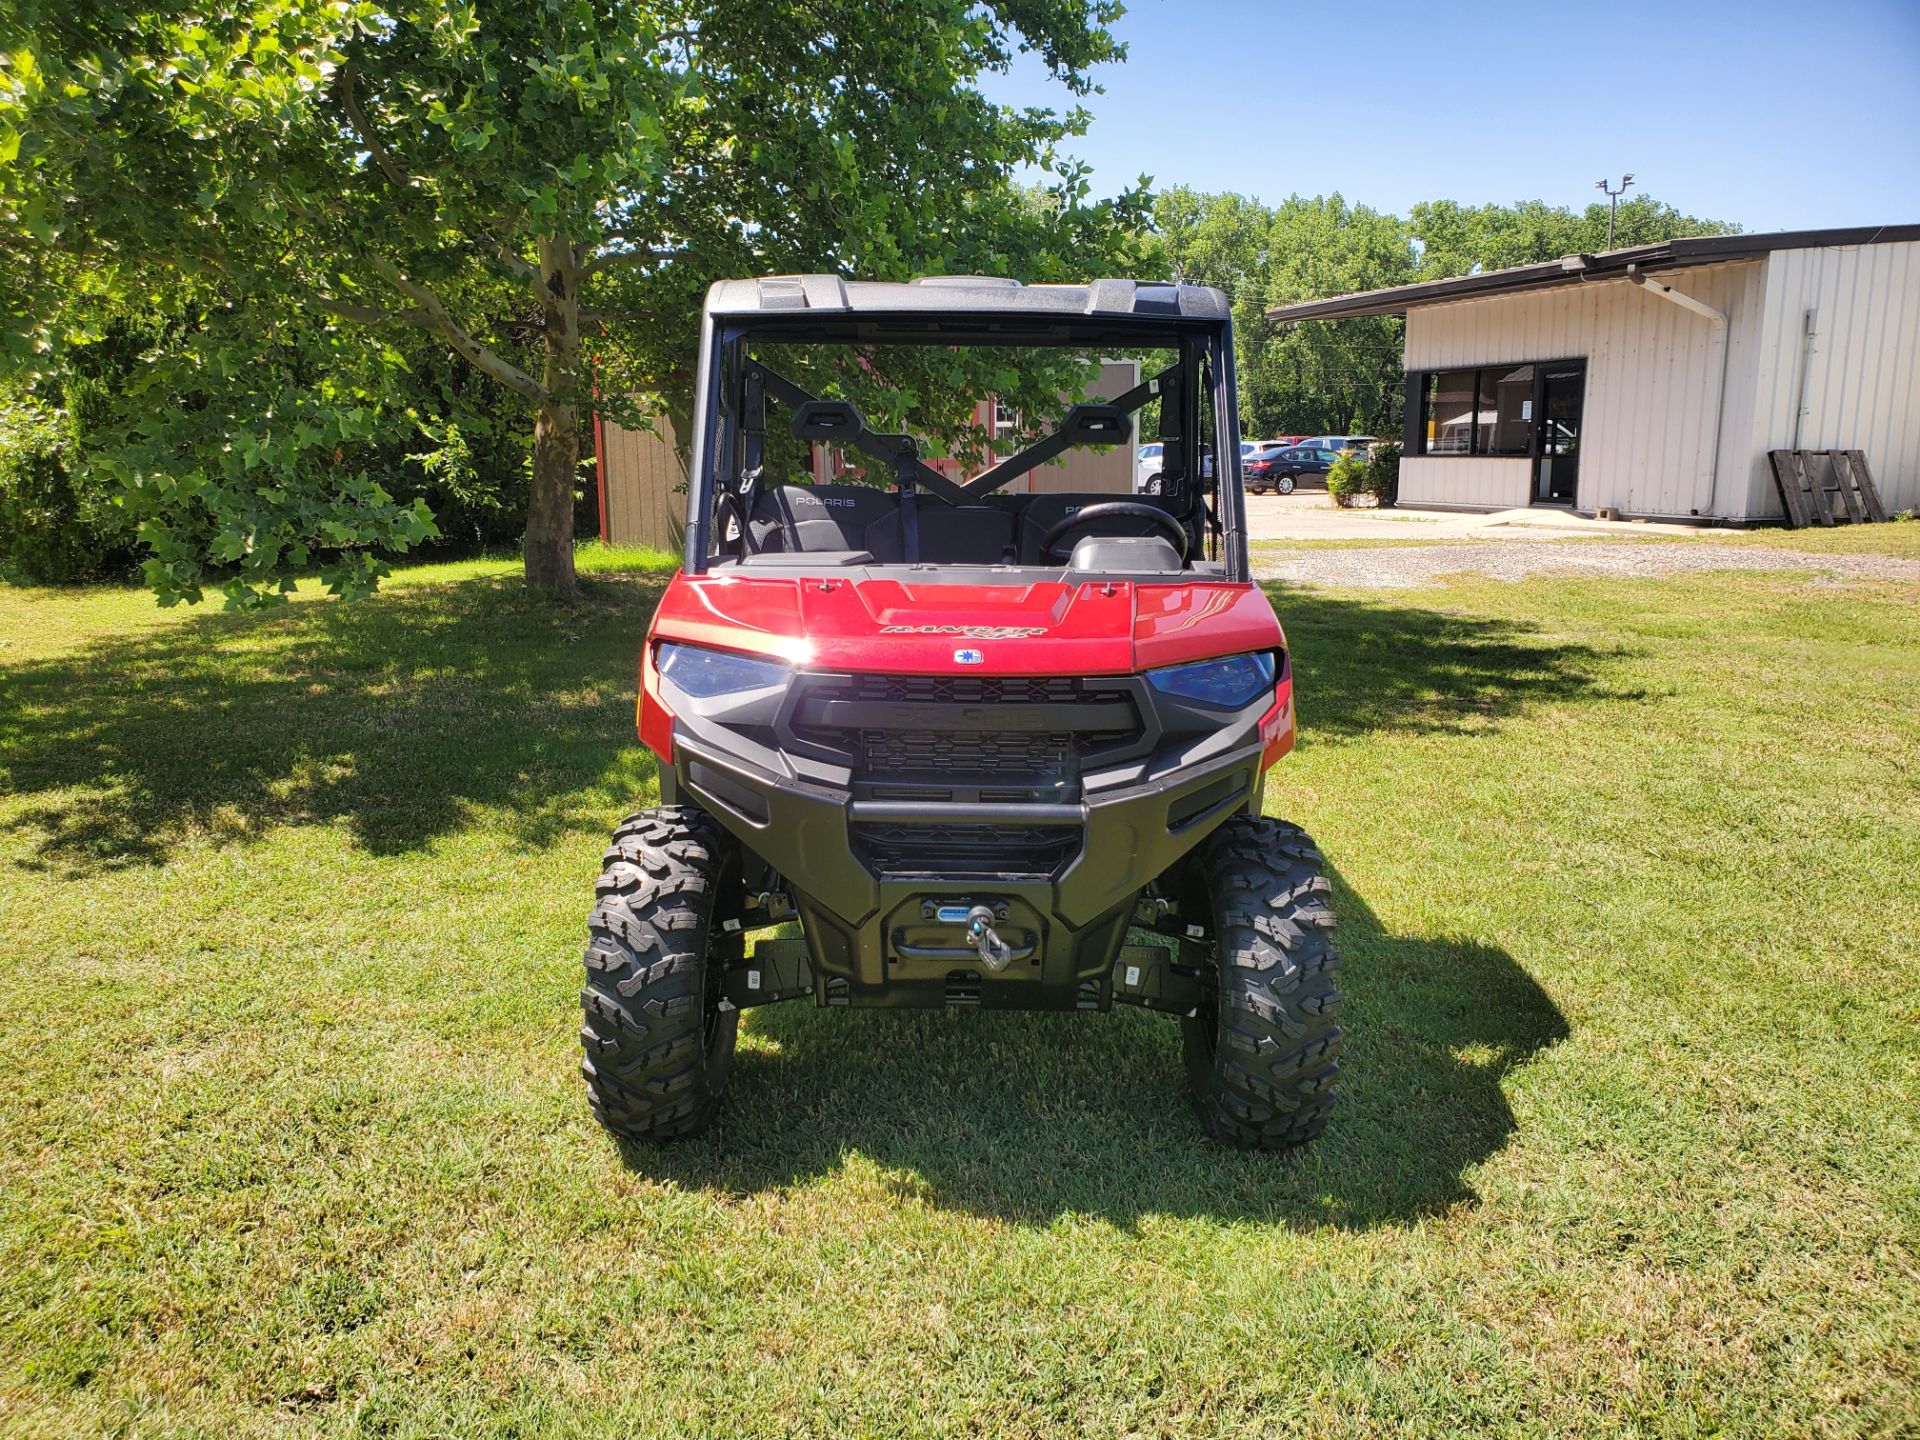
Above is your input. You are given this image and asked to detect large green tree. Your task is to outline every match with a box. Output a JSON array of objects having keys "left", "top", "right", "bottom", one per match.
[
  {"left": 1, "top": 0, "right": 1143, "bottom": 604},
  {"left": 1147, "top": 188, "right": 1416, "bottom": 438},
  {"left": 1409, "top": 193, "right": 1738, "bottom": 278}
]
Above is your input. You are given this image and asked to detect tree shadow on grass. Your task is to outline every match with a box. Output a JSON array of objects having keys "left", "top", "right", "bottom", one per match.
[
  {"left": 1262, "top": 582, "right": 1639, "bottom": 740},
  {"left": 632, "top": 873, "right": 1569, "bottom": 1230},
  {"left": 0, "top": 574, "right": 667, "bottom": 873},
  {"left": 0, "top": 577, "right": 1621, "bottom": 878},
  {"left": 4, "top": 569, "right": 1588, "bottom": 1225}
]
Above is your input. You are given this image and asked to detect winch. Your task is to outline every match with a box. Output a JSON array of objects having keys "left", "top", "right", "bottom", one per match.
[{"left": 882, "top": 897, "right": 1038, "bottom": 977}]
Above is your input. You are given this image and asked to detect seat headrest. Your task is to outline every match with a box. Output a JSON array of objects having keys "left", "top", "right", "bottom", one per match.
[{"left": 791, "top": 400, "right": 865, "bottom": 443}]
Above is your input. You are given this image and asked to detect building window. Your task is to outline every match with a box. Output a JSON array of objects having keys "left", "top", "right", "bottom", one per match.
[
  {"left": 1425, "top": 370, "right": 1476, "bottom": 454},
  {"left": 1416, "top": 364, "right": 1539, "bottom": 457},
  {"left": 1488, "top": 364, "right": 1533, "bottom": 455}
]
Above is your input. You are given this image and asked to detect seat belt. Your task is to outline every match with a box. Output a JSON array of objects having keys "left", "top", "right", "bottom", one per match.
[
  {"left": 733, "top": 365, "right": 766, "bottom": 554},
  {"left": 894, "top": 440, "right": 922, "bottom": 564}
]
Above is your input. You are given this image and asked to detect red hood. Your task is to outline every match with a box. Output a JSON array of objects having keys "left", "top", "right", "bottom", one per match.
[{"left": 647, "top": 573, "right": 1283, "bottom": 676}]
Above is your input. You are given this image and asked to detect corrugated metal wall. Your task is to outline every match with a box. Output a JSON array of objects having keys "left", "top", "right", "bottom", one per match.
[
  {"left": 1014, "top": 360, "right": 1139, "bottom": 494},
  {"left": 1742, "top": 239, "right": 1920, "bottom": 515},
  {"left": 1404, "top": 260, "right": 1767, "bottom": 517},
  {"left": 598, "top": 413, "right": 686, "bottom": 552},
  {"left": 1399, "top": 456, "right": 1530, "bottom": 508}
]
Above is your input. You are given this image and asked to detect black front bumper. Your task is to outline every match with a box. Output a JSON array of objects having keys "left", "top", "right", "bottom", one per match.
[{"left": 660, "top": 670, "right": 1268, "bottom": 1009}]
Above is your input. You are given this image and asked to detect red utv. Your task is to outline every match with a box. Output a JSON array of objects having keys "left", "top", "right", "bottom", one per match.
[{"left": 581, "top": 276, "right": 1341, "bottom": 1149}]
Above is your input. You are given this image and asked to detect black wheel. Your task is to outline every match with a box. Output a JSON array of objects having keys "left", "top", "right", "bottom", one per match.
[
  {"left": 580, "top": 805, "right": 740, "bottom": 1141},
  {"left": 1275, "top": 474, "right": 1296, "bottom": 495},
  {"left": 1182, "top": 816, "right": 1342, "bottom": 1148}
]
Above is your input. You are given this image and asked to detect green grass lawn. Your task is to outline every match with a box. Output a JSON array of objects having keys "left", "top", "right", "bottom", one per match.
[
  {"left": 1700, "top": 519, "right": 1920, "bottom": 556},
  {"left": 1, "top": 548, "right": 1915, "bottom": 1437}
]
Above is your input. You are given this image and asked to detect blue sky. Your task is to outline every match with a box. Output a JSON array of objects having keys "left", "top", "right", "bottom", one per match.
[{"left": 980, "top": 0, "right": 1920, "bottom": 233}]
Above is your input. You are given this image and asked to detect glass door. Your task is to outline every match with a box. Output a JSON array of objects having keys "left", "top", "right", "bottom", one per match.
[{"left": 1533, "top": 361, "right": 1585, "bottom": 505}]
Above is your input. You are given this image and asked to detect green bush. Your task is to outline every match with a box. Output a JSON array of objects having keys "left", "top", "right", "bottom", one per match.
[
  {"left": 1367, "top": 440, "right": 1401, "bottom": 508},
  {"left": 1326, "top": 451, "right": 1367, "bottom": 508},
  {"left": 0, "top": 390, "right": 140, "bottom": 583},
  {"left": 2, "top": 318, "right": 539, "bottom": 594},
  {"left": 1325, "top": 443, "right": 1401, "bottom": 510}
]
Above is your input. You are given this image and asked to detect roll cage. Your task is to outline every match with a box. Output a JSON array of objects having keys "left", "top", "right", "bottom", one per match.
[{"left": 680, "top": 284, "right": 1249, "bottom": 581}]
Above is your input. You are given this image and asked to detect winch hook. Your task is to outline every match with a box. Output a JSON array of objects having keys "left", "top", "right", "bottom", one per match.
[{"left": 965, "top": 905, "right": 1014, "bottom": 972}]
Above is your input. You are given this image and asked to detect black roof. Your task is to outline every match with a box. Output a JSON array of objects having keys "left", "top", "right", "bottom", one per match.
[
  {"left": 704, "top": 275, "right": 1230, "bottom": 321},
  {"left": 1265, "top": 223, "right": 1920, "bottom": 323}
]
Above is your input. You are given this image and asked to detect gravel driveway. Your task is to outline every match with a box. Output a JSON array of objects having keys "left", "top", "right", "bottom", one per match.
[{"left": 1252, "top": 540, "right": 1920, "bottom": 588}]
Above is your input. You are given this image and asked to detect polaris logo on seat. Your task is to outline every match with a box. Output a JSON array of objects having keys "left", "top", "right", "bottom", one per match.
[{"left": 879, "top": 624, "right": 1047, "bottom": 638}]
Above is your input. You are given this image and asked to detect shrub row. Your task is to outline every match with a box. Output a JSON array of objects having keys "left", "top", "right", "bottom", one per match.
[{"left": 1326, "top": 442, "right": 1401, "bottom": 509}]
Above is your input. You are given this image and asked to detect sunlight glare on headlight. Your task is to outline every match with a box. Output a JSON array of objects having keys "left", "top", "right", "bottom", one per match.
[
  {"left": 655, "top": 642, "right": 791, "bottom": 698},
  {"left": 1146, "top": 652, "right": 1276, "bottom": 708}
]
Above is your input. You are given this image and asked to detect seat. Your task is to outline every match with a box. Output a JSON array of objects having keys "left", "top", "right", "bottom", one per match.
[
  {"left": 748, "top": 484, "right": 902, "bottom": 560},
  {"left": 864, "top": 496, "right": 1019, "bottom": 565},
  {"left": 1016, "top": 493, "right": 1183, "bottom": 566}
]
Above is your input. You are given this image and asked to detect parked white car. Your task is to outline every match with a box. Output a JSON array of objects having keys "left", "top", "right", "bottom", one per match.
[
  {"left": 1136, "top": 439, "right": 1258, "bottom": 492},
  {"left": 1134, "top": 442, "right": 1165, "bottom": 491}
]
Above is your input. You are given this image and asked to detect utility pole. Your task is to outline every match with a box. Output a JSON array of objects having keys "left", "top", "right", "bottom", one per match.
[{"left": 1595, "top": 173, "right": 1636, "bottom": 249}]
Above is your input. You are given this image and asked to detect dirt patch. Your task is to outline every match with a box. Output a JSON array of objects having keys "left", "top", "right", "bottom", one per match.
[{"left": 1252, "top": 541, "right": 1920, "bottom": 589}]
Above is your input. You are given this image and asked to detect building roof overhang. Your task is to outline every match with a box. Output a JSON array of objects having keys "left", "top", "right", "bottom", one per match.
[{"left": 1264, "top": 223, "right": 1920, "bottom": 324}]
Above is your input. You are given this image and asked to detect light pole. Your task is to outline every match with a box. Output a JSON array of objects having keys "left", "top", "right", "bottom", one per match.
[{"left": 1596, "top": 173, "right": 1636, "bottom": 250}]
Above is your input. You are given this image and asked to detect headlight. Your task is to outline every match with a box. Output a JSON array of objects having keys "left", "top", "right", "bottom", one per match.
[
  {"left": 655, "top": 642, "right": 790, "bottom": 698},
  {"left": 1147, "top": 652, "right": 1276, "bottom": 708}
]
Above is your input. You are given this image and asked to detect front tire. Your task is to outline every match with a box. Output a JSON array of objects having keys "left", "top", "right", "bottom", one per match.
[
  {"left": 580, "top": 806, "right": 740, "bottom": 1142},
  {"left": 1183, "top": 817, "right": 1342, "bottom": 1148}
]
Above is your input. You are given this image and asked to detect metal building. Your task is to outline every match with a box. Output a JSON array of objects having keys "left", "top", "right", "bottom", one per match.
[{"left": 1266, "top": 224, "right": 1920, "bottom": 522}]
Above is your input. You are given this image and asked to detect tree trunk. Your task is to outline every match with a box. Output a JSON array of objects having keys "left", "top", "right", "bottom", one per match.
[
  {"left": 523, "top": 235, "right": 583, "bottom": 601},
  {"left": 525, "top": 397, "right": 580, "bottom": 599}
]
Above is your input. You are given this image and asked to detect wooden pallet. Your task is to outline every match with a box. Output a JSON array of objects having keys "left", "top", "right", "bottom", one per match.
[{"left": 1767, "top": 449, "right": 1890, "bottom": 528}]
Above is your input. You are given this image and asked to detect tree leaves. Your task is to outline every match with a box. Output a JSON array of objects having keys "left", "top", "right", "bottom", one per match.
[{"left": 5, "top": 0, "right": 1142, "bottom": 602}]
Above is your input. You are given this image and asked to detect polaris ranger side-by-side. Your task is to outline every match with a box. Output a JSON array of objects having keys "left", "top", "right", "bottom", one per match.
[{"left": 581, "top": 276, "right": 1341, "bottom": 1148}]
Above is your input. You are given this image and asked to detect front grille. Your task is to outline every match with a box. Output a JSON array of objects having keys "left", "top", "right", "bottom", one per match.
[
  {"left": 851, "top": 822, "right": 1081, "bottom": 878},
  {"left": 863, "top": 728, "right": 1072, "bottom": 781},
  {"left": 790, "top": 672, "right": 1143, "bottom": 798},
  {"left": 835, "top": 675, "right": 1105, "bottom": 708}
]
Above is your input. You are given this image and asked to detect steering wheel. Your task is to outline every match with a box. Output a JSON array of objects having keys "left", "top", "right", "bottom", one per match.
[{"left": 1039, "top": 501, "right": 1190, "bottom": 563}]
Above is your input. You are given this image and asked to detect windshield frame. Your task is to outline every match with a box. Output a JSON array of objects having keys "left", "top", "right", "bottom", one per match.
[{"left": 681, "top": 311, "right": 1249, "bottom": 582}]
